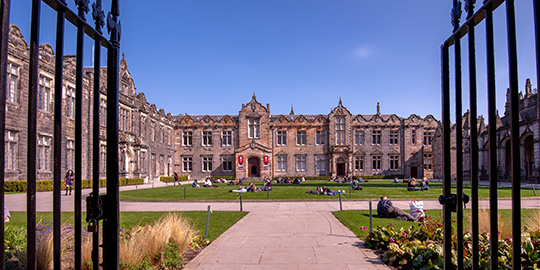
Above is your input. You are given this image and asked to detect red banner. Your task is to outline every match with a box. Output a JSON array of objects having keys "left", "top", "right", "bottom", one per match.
[
  {"left": 263, "top": 155, "right": 269, "bottom": 164},
  {"left": 238, "top": 155, "right": 244, "bottom": 164}
]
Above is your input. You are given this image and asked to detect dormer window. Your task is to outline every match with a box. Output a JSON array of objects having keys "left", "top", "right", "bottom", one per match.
[{"left": 248, "top": 118, "right": 260, "bottom": 139}]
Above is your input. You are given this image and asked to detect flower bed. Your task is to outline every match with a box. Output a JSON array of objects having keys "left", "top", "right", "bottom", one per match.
[{"left": 363, "top": 217, "right": 540, "bottom": 269}]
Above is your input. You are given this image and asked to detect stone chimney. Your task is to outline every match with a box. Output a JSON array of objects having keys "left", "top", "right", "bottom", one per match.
[{"left": 377, "top": 102, "right": 381, "bottom": 115}]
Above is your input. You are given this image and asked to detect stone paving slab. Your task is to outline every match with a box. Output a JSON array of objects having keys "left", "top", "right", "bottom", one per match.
[{"left": 184, "top": 203, "right": 390, "bottom": 269}]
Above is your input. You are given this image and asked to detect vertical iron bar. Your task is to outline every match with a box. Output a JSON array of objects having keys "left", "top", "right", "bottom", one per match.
[
  {"left": 441, "top": 43, "right": 452, "bottom": 270},
  {"left": 103, "top": 0, "right": 121, "bottom": 267},
  {"left": 505, "top": 0, "right": 521, "bottom": 269},
  {"left": 536, "top": 0, "right": 540, "bottom": 183},
  {"left": 466, "top": 4, "right": 480, "bottom": 268},
  {"left": 92, "top": 0, "right": 104, "bottom": 268},
  {"left": 74, "top": 2, "right": 88, "bottom": 267},
  {"left": 28, "top": 1, "right": 41, "bottom": 269},
  {"left": 485, "top": 4, "right": 498, "bottom": 270},
  {"left": 454, "top": 33, "right": 465, "bottom": 270},
  {"left": 53, "top": 1, "right": 66, "bottom": 269},
  {"left": 0, "top": 1, "right": 10, "bottom": 269}
]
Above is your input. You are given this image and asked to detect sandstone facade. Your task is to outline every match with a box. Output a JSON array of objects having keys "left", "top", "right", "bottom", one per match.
[
  {"left": 5, "top": 25, "right": 174, "bottom": 182},
  {"left": 173, "top": 95, "right": 439, "bottom": 180}
]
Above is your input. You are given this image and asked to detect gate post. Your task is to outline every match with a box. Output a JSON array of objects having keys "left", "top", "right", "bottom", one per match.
[{"left": 103, "top": 0, "right": 121, "bottom": 268}]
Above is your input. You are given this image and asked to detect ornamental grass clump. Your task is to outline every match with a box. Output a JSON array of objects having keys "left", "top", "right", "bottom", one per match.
[{"left": 119, "top": 213, "right": 196, "bottom": 269}]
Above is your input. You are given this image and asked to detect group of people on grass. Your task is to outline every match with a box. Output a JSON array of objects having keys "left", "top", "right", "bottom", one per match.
[
  {"left": 402, "top": 177, "right": 429, "bottom": 191},
  {"left": 306, "top": 186, "right": 346, "bottom": 196}
]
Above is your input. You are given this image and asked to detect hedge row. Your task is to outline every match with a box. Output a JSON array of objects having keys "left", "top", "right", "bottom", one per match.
[
  {"left": 5, "top": 178, "right": 145, "bottom": 193},
  {"left": 160, "top": 175, "right": 189, "bottom": 182}
]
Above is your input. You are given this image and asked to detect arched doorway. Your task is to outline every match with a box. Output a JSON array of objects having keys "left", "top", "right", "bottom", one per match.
[
  {"left": 336, "top": 157, "right": 345, "bottom": 176},
  {"left": 525, "top": 135, "right": 535, "bottom": 178},
  {"left": 505, "top": 139, "right": 511, "bottom": 179},
  {"left": 248, "top": 157, "right": 260, "bottom": 177}
]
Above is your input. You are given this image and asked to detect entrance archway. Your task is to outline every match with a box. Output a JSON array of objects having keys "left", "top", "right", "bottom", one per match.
[
  {"left": 505, "top": 139, "right": 511, "bottom": 179},
  {"left": 248, "top": 157, "right": 260, "bottom": 177},
  {"left": 336, "top": 157, "right": 345, "bottom": 176}
]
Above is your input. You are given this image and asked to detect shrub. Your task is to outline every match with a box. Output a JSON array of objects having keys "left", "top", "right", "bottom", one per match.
[{"left": 5, "top": 178, "right": 144, "bottom": 192}]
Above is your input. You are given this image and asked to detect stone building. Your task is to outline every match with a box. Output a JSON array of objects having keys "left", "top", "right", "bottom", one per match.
[
  {"left": 432, "top": 78, "right": 540, "bottom": 183},
  {"left": 4, "top": 24, "right": 175, "bottom": 181},
  {"left": 173, "top": 94, "right": 440, "bottom": 180}
]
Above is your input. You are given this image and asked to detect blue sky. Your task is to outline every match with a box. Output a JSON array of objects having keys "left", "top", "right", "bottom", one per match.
[{"left": 9, "top": 1, "right": 540, "bottom": 120}]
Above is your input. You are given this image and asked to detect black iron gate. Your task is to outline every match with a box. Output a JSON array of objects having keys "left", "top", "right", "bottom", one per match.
[
  {"left": 440, "top": 0, "right": 535, "bottom": 269},
  {"left": 0, "top": 0, "right": 120, "bottom": 269}
]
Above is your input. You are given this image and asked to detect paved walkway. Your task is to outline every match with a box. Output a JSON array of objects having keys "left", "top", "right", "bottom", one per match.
[{"left": 4, "top": 182, "right": 540, "bottom": 270}]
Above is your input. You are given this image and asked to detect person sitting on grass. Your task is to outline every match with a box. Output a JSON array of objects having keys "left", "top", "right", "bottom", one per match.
[
  {"left": 420, "top": 178, "right": 429, "bottom": 191},
  {"left": 192, "top": 180, "right": 200, "bottom": 188},
  {"left": 393, "top": 177, "right": 400, "bottom": 183},
  {"left": 261, "top": 181, "right": 272, "bottom": 191},
  {"left": 246, "top": 182, "right": 259, "bottom": 192},
  {"left": 351, "top": 179, "right": 363, "bottom": 190},
  {"left": 377, "top": 196, "right": 416, "bottom": 221},
  {"left": 293, "top": 177, "right": 300, "bottom": 184},
  {"left": 407, "top": 178, "right": 420, "bottom": 191}
]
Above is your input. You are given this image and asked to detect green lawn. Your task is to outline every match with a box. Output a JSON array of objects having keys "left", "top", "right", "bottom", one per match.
[
  {"left": 8, "top": 211, "right": 247, "bottom": 241},
  {"left": 333, "top": 208, "right": 540, "bottom": 240},
  {"left": 118, "top": 180, "right": 538, "bottom": 201}
]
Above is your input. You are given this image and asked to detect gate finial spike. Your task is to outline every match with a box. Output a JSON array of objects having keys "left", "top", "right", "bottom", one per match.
[
  {"left": 464, "top": 0, "right": 476, "bottom": 19},
  {"left": 451, "top": 0, "right": 462, "bottom": 31}
]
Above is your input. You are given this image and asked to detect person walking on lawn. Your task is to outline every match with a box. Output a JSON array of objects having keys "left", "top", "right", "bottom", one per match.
[{"left": 377, "top": 195, "right": 416, "bottom": 221}]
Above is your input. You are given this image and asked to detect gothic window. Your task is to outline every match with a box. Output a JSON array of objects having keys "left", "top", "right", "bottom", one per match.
[
  {"left": 222, "top": 131, "right": 232, "bottom": 146},
  {"left": 5, "top": 130, "right": 18, "bottom": 171},
  {"left": 100, "top": 144, "right": 107, "bottom": 173},
  {"left": 411, "top": 129, "right": 416, "bottom": 145},
  {"left": 372, "top": 155, "right": 381, "bottom": 171},
  {"left": 389, "top": 130, "right": 399, "bottom": 145},
  {"left": 183, "top": 156, "right": 192, "bottom": 172},
  {"left": 316, "top": 130, "right": 326, "bottom": 145},
  {"left": 139, "top": 151, "right": 146, "bottom": 173},
  {"left": 296, "top": 155, "right": 306, "bottom": 171},
  {"left": 372, "top": 130, "right": 381, "bottom": 145},
  {"left": 222, "top": 156, "right": 232, "bottom": 172},
  {"left": 202, "top": 156, "right": 213, "bottom": 172},
  {"left": 66, "top": 140, "right": 74, "bottom": 171},
  {"left": 354, "top": 156, "right": 364, "bottom": 171},
  {"left": 277, "top": 155, "right": 287, "bottom": 171},
  {"left": 100, "top": 98, "right": 107, "bottom": 127},
  {"left": 277, "top": 130, "right": 287, "bottom": 146},
  {"left": 6, "top": 63, "right": 19, "bottom": 103},
  {"left": 316, "top": 156, "right": 326, "bottom": 171},
  {"left": 355, "top": 130, "right": 364, "bottom": 145},
  {"left": 296, "top": 131, "right": 306, "bottom": 146},
  {"left": 183, "top": 131, "right": 193, "bottom": 146},
  {"left": 336, "top": 116, "right": 345, "bottom": 145},
  {"left": 390, "top": 155, "right": 399, "bottom": 170},
  {"left": 38, "top": 76, "right": 51, "bottom": 112},
  {"left": 160, "top": 126, "right": 164, "bottom": 144},
  {"left": 38, "top": 135, "right": 52, "bottom": 172},
  {"left": 140, "top": 116, "right": 146, "bottom": 137},
  {"left": 424, "top": 130, "right": 435, "bottom": 145},
  {"left": 66, "top": 86, "right": 75, "bottom": 119},
  {"left": 248, "top": 118, "right": 260, "bottom": 139},
  {"left": 202, "top": 131, "right": 212, "bottom": 146}
]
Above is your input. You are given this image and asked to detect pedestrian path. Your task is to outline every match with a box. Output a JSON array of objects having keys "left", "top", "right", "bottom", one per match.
[{"left": 185, "top": 202, "right": 389, "bottom": 270}]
